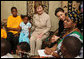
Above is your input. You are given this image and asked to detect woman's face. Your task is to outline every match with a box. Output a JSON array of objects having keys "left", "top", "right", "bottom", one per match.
[
  {"left": 64, "top": 17, "right": 74, "bottom": 29},
  {"left": 56, "top": 11, "right": 65, "bottom": 21},
  {"left": 36, "top": 6, "right": 44, "bottom": 15}
]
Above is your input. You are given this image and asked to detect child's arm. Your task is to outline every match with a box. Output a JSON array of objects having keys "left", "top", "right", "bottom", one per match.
[
  {"left": 14, "top": 26, "right": 22, "bottom": 37},
  {"left": 18, "top": 26, "right": 22, "bottom": 33},
  {"left": 7, "top": 27, "right": 19, "bottom": 31},
  {"left": 28, "top": 22, "right": 31, "bottom": 39},
  {"left": 28, "top": 28, "right": 31, "bottom": 39},
  {"left": 18, "top": 22, "right": 22, "bottom": 33}
]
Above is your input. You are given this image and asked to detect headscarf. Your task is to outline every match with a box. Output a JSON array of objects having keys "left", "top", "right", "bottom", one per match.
[{"left": 67, "top": 11, "right": 80, "bottom": 23}]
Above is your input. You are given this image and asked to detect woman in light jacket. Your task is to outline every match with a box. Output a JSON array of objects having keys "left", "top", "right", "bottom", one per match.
[{"left": 30, "top": 4, "right": 51, "bottom": 55}]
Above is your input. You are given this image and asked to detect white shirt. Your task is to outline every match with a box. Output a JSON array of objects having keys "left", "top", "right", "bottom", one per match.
[{"left": 1, "top": 53, "right": 14, "bottom": 58}]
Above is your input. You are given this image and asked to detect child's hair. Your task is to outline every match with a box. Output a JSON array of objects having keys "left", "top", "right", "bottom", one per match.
[
  {"left": 55, "top": 7, "right": 64, "bottom": 16},
  {"left": 62, "top": 36, "right": 82, "bottom": 57},
  {"left": 11, "top": 7, "right": 17, "bottom": 12},
  {"left": 17, "top": 42, "right": 30, "bottom": 52},
  {"left": 1, "top": 39, "right": 11, "bottom": 56},
  {"left": 21, "top": 15, "right": 32, "bottom": 21},
  {"left": 21, "top": 15, "right": 28, "bottom": 19}
]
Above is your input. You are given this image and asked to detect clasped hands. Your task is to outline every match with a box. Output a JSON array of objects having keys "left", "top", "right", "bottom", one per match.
[
  {"left": 44, "top": 47, "right": 60, "bottom": 58},
  {"left": 37, "top": 33, "right": 44, "bottom": 39}
]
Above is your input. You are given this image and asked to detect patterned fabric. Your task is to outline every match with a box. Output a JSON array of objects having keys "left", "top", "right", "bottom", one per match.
[
  {"left": 42, "top": 1, "right": 49, "bottom": 14},
  {"left": 66, "top": 11, "right": 83, "bottom": 31},
  {"left": 20, "top": 22, "right": 31, "bottom": 34},
  {"left": 67, "top": 11, "right": 80, "bottom": 23},
  {"left": 68, "top": 1, "right": 72, "bottom": 13},
  {"left": 27, "top": 1, "right": 34, "bottom": 17},
  {"left": 62, "top": 1, "right": 81, "bottom": 13},
  {"left": 19, "top": 22, "right": 31, "bottom": 44},
  {"left": 57, "top": 31, "right": 83, "bottom": 50},
  {"left": 19, "top": 32, "right": 30, "bottom": 44}
]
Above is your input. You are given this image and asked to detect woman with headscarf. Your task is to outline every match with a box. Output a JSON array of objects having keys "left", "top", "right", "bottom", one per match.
[{"left": 44, "top": 11, "right": 83, "bottom": 58}]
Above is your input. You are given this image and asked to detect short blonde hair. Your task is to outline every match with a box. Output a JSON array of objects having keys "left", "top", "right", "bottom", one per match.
[{"left": 34, "top": 4, "right": 44, "bottom": 10}]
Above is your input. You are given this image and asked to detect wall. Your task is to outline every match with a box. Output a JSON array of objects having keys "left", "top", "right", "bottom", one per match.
[
  {"left": 49, "top": 1, "right": 61, "bottom": 31},
  {"left": 1, "top": 1, "right": 27, "bottom": 20}
]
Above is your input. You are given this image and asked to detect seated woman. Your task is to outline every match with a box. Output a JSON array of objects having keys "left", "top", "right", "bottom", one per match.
[
  {"left": 44, "top": 11, "right": 83, "bottom": 58},
  {"left": 1, "top": 22, "right": 7, "bottom": 39},
  {"left": 30, "top": 4, "right": 51, "bottom": 55}
]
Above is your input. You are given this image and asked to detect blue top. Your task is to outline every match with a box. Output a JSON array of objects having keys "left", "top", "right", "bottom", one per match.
[{"left": 20, "top": 22, "right": 31, "bottom": 34}]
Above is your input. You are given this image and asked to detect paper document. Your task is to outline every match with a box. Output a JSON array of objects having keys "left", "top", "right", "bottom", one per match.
[{"left": 38, "top": 49, "right": 57, "bottom": 57}]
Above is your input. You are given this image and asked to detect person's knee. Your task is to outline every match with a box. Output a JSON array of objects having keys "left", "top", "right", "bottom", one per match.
[
  {"left": 30, "top": 36, "right": 35, "bottom": 42},
  {"left": 30, "top": 39, "right": 35, "bottom": 43}
]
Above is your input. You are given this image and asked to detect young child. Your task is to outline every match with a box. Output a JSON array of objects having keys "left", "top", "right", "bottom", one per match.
[
  {"left": 19, "top": 15, "right": 31, "bottom": 44},
  {"left": 1, "top": 39, "right": 14, "bottom": 58},
  {"left": 7, "top": 7, "right": 22, "bottom": 54},
  {"left": 1, "top": 22, "right": 7, "bottom": 39},
  {"left": 16, "top": 42, "right": 30, "bottom": 58}
]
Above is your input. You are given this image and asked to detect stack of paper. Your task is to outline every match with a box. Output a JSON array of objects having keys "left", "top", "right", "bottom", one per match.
[{"left": 38, "top": 49, "right": 57, "bottom": 57}]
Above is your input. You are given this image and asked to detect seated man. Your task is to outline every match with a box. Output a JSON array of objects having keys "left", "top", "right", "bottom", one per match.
[
  {"left": 7, "top": 7, "right": 22, "bottom": 54},
  {"left": 45, "top": 36, "right": 83, "bottom": 58}
]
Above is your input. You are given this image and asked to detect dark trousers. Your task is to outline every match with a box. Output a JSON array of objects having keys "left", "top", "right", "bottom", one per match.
[{"left": 7, "top": 32, "right": 19, "bottom": 54}]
